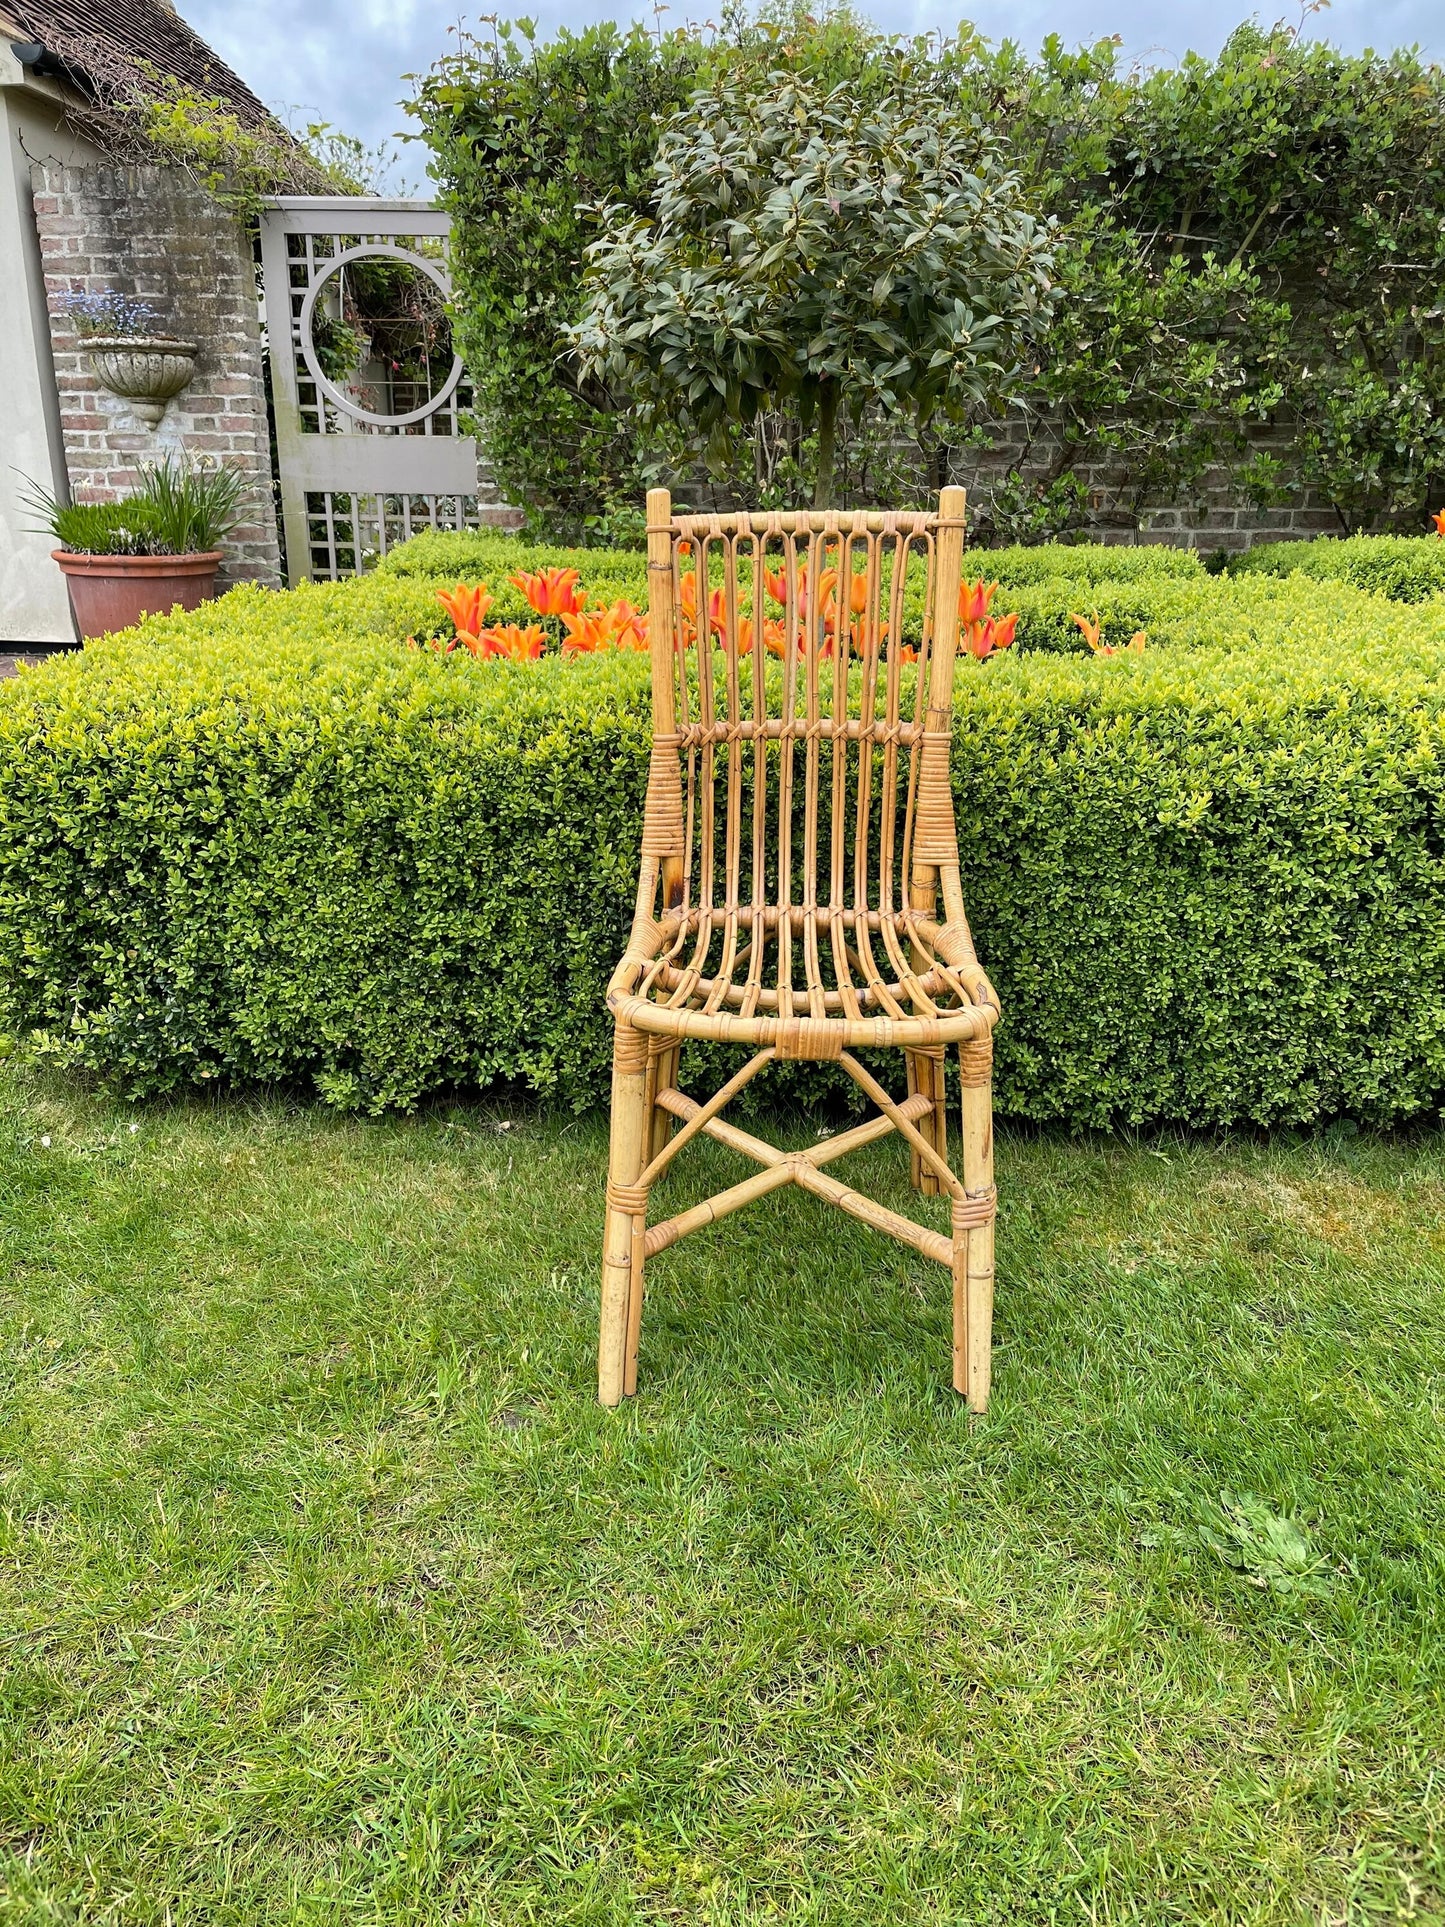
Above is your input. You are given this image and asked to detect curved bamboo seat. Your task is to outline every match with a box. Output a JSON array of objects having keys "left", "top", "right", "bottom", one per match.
[
  {"left": 599, "top": 487, "right": 1000, "bottom": 1410},
  {"left": 609, "top": 907, "right": 995, "bottom": 1051}
]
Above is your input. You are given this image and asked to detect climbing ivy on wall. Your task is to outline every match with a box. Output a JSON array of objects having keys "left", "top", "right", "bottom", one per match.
[{"left": 946, "top": 23, "right": 1445, "bottom": 539}]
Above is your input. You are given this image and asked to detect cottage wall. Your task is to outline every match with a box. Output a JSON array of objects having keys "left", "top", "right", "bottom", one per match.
[{"left": 33, "top": 161, "right": 281, "bottom": 589}]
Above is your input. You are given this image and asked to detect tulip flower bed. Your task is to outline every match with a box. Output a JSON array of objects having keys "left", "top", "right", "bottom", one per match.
[
  {"left": 413, "top": 557, "right": 1025, "bottom": 664},
  {"left": 2, "top": 537, "right": 1445, "bottom": 1124},
  {"left": 380, "top": 529, "right": 1204, "bottom": 659}
]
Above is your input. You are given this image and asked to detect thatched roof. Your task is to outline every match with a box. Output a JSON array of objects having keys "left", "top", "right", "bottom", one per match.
[{"left": 1, "top": 0, "right": 271, "bottom": 128}]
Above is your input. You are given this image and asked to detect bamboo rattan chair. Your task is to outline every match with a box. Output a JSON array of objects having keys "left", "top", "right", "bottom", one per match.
[{"left": 599, "top": 487, "right": 1000, "bottom": 1409}]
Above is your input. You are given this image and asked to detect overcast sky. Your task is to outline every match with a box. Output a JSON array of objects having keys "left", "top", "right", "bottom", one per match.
[{"left": 181, "top": 0, "right": 1441, "bottom": 183}]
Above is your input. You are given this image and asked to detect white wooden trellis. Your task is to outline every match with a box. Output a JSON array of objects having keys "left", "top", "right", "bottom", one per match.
[{"left": 258, "top": 197, "right": 486, "bottom": 584}]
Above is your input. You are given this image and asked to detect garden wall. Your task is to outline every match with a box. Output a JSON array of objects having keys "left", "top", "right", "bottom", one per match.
[
  {"left": 962, "top": 414, "right": 1347, "bottom": 555},
  {"left": 33, "top": 162, "right": 281, "bottom": 590}
]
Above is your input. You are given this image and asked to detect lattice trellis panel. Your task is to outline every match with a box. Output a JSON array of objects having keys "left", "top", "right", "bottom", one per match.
[{"left": 259, "top": 198, "right": 516, "bottom": 583}]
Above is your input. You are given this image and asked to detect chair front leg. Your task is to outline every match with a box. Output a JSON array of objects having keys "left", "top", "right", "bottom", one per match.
[
  {"left": 600, "top": 1020, "right": 651, "bottom": 1405},
  {"left": 953, "top": 1035, "right": 995, "bottom": 1412}
]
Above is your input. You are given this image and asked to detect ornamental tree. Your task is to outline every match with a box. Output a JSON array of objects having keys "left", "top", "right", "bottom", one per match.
[{"left": 572, "top": 65, "right": 1057, "bottom": 508}]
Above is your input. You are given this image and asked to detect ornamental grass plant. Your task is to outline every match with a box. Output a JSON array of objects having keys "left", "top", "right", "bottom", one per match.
[{"left": 22, "top": 458, "right": 248, "bottom": 558}]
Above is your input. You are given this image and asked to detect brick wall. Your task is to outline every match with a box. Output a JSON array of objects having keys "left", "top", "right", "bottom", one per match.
[
  {"left": 33, "top": 162, "right": 281, "bottom": 588},
  {"left": 957, "top": 412, "right": 1349, "bottom": 555}
]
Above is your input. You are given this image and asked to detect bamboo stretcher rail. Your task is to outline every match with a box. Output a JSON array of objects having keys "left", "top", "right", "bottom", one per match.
[
  {"left": 643, "top": 1086, "right": 943, "bottom": 1260},
  {"left": 636, "top": 1048, "right": 774, "bottom": 1190}
]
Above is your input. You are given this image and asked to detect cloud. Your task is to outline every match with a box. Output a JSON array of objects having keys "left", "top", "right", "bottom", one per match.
[{"left": 178, "top": 0, "right": 1441, "bottom": 165}]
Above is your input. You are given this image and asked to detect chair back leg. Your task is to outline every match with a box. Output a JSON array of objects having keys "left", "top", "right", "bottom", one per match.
[
  {"left": 905, "top": 1047, "right": 949, "bottom": 1196},
  {"left": 600, "top": 1020, "right": 650, "bottom": 1406},
  {"left": 953, "top": 1036, "right": 996, "bottom": 1411}
]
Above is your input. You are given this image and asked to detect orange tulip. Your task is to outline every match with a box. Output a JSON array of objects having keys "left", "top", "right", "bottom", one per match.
[
  {"left": 604, "top": 598, "right": 648, "bottom": 650},
  {"left": 435, "top": 581, "right": 494, "bottom": 637},
  {"left": 1070, "top": 610, "right": 1104, "bottom": 653},
  {"left": 559, "top": 610, "right": 608, "bottom": 653},
  {"left": 896, "top": 642, "right": 920, "bottom": 664},
  {"left": 959, "top": 578, "right": 998, "bottom": 627},
  {"left": 475, "top": 623, "right": 547, "bottom": 661},
  {"left": 1432, "top": 510, "right": 1445, "bottom": 537},
  {"left": 678, "top": 572, "right": 730, "bottom": 639},
  {"left": 678, "top": 572, "right": 706, "bottom": 630},
  {"left": 808, "top": 568, "right": 838, "bottom": 626},
  {"left": 1091, "top": 629, "right": 1147, "bottom": 659},
  {"left": 762, "top": 561, "right": 859, "bottom": 626},
  {"left": 561, "top": 599, "right": 649, "bottom": 654},
  {"left": 818, "top": 571, "right": 859, "bottom": 635},
  {"left": 510, "top": 567, "right": 584, "bottom": 618},
  {"left": 959, "top": 609, "right": 1020, "bottom": 661},
  {"left": 676, "top": 573, "right": 698, "bottom": 648}
]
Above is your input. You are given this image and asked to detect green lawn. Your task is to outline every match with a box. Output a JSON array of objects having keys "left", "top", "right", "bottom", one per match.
[{"left": 1, "top": 1062, "right": 1442, "bottom": 1925}]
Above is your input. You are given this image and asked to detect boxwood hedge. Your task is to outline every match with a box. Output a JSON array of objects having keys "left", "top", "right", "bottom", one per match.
[
  {"left": 380, "top": 529, "right": 1203, "bottom": 589},
  {"left": 2, "top": 541, "right": 1444, "bottom": 1127},
  {"left": 1229, "top": 534, "right": 1445, "bottom": 603}
]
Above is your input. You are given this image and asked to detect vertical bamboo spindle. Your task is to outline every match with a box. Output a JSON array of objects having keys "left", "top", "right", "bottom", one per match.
[
  {"left": 904, "top": 1052, "right": 928, "bottom": 1191},
  {"left": 905, "top": 1050, "right": 947, "bottom": 1195},
  {"left": 955, "top": 1033, "right": 995, "bottom": 1411},
  {"left": 650, "top": 1041, "right": 680, "bottom": 1161},
  {"left": 600, "top": 1019, "right": 650, "bottom": 1406},
  {"left": 644, "top": 488, "right": 685, "bottom": 1162},
  {"left": 647, "top": 488, "right": 684, "bottom": 914}
]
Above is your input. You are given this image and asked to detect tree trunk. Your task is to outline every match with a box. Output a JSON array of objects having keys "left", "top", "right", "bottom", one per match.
[{"left": 813, "top": 384, "right": 839, "bottom": 510}]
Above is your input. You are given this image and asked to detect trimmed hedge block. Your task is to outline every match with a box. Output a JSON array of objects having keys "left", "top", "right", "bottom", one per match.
[
  {"left": 3, "top": 553, "right": 1445, "bottom": 1126},
  {"left": 1229, "top": 534, "right": 1445, "bottom": 603}
]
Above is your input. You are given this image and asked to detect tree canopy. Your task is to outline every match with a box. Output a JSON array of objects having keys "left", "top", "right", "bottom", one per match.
[{"left": 571, "top": 65, "right": 1057, "bottom": 506}]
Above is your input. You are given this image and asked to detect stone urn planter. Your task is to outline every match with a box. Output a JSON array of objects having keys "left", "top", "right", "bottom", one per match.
[
  {"left": 54, "top": 550, "right": 224, "bottom": 640},
  {"left": 83, "top": 336, "right": 198, "bottom": 425}
]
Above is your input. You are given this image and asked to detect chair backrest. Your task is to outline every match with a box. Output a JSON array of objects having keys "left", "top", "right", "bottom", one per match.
[{"left": 638, "top": 488, "right": 970, "bottom": 955}]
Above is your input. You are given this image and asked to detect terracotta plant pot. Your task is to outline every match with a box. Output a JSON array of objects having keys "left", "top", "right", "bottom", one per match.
[
  {"left": 53, "top": 550, "right": 224, "bottom": 640},
  {"left": 82, "top": 336, "right": 197, "bottom": 425}
]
